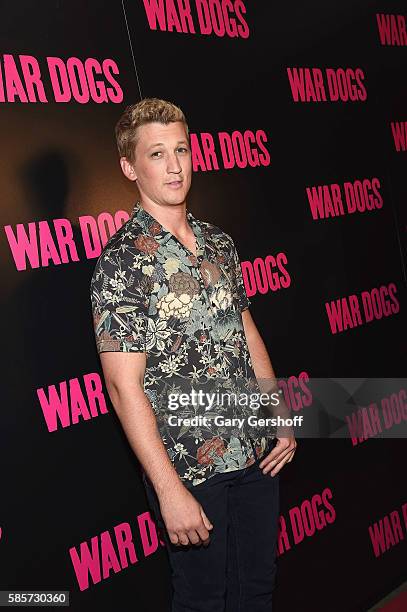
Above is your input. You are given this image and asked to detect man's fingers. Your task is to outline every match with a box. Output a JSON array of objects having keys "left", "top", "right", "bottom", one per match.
[
  {"left": 261, "top": 448, "right": 292, "bottom": 474},
  {"left": 259, "top": 438, "right": 291, "bottom": 468},
  {"left": 170, "top": 522, "right": 212, "bottom": 547},
  {"left": 169, "top": 530, "right": 190, "bottom": 546},
  {"left": 169, "top": 531, "right": 181, "bottom": 546},
  {"left": 178, "top": 532, "right": 190, "bottom": 546},
  {"left": 196, "top": 524, "right": 211, "bottom": 546},
  {"left": 286, "top": 448, "right": 296, "bottom": 462},
  {"left": 265, "top": 447, "right": 297, "bottom": 476},
  {"left": 259, "top": 453, "right": 278, "bottom": 469},
  {"left": 261, "top": 440, "right": 297, "bottom": 475},
  {"left": 200, "top": 508, "right": 213, "bottom": 531},
  {"left": 268, "top": 450, "right": 295, "bottom": 475},
  {"left": 186, "top": 529, "right": 202, "bottom": 546}
]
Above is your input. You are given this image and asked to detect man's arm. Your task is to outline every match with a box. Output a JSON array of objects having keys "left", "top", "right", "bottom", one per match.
[
  {"left": 241, "top": 308, "right": 297, "bottom": 474},
  {"left": 100, "top": 351, "right": 180, "bottom": 496},
  {"left": 99, "top": 350, "right": 213, "bottom": 546},
  {"left": 241, "top": 308, "right": 278, "bottom": 383}
]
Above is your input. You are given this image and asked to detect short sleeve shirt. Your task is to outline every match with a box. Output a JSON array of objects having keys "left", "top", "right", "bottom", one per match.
[{"left": 90, "top": 201, "right": 276, "bottom": 487}]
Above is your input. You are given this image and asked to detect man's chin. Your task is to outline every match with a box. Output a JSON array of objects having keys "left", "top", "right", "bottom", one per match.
[{"left": 163, "top": 192, "right": 189, "bottom": 206}]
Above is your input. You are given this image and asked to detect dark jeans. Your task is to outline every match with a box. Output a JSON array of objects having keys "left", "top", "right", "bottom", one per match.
[{"left": 143, "top": 438, "right": 280, "bottom": 612}]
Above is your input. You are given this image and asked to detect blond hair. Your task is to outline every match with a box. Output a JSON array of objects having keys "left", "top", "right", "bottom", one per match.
[{"left": 115, "top": 97, "right": 189, "bottom": 164}]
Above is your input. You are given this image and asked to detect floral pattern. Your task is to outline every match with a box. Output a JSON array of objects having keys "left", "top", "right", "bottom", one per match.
[{"left": 90, "top": 201, "right": 276, "bottom": 487}]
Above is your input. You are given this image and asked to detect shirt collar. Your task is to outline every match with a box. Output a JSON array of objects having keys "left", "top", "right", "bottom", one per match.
[{"left": 130, "top": 200, "right": 205, "bottom": 256}]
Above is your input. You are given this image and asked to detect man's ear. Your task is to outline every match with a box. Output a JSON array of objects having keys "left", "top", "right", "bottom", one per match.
[{"left": 119, "top": 156, "right": 137, "bottom": 182}]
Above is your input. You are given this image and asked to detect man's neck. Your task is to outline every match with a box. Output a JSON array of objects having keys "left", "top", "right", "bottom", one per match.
[{"left": 139, "top": 198, "right": 191, "bottom": 237}]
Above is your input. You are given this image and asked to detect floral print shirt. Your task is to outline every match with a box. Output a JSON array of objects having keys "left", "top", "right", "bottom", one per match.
[{"left": 90, "top": 201, "right": 276, "bottom": 487}]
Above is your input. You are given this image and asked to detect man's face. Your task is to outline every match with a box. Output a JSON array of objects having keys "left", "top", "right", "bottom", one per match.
[{"left": 126, "top": 121, "right": 192, "bottom": 207}]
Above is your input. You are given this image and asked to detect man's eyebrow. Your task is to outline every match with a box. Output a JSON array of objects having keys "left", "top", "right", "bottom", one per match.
[{"left": 147, "top": 140, "right": 189, "bottom": 149}]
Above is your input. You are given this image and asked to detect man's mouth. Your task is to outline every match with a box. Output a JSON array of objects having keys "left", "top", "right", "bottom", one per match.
[{"left": 166, "top": 180, "right": 183, "bottom": 188}]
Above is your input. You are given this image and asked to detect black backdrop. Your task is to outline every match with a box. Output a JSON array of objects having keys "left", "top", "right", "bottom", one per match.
[{"left": 1, "top": 1, "right": 406, "bottom": 610}]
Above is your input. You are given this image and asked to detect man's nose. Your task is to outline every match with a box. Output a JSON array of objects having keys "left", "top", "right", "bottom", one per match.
[{"left": 166, "top": 153, "right": 182, "bottom": 173}]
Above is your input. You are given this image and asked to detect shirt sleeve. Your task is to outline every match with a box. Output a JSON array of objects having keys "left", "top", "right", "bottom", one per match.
[
  {"left": 230, "top": 238, "right": 252, "bottom": 313},
  {"left": 90, "top": 249, "right": 150, "bottom": 353}
]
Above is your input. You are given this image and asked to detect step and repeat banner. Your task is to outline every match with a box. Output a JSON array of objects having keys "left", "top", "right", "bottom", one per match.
[{"left": 1, "top": 1, "right": 406, "bottom": 611}]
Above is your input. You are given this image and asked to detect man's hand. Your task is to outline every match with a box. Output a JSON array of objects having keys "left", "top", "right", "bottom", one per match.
[
  {"left": 258, "top": 436, "right": 297, "bottom": 477},
  {"left": 158, "top": 485, "right": 214, "bottom": 547},
  {"left": 99, "top": 351, "right": 214, "bottom": 547}
]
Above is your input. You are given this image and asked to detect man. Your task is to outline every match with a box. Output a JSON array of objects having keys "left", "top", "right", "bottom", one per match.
[{"left": 90, "top": 97, "right": 297, "bottom": 611}]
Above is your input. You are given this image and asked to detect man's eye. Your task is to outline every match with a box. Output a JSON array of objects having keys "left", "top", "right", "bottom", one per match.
[
  {"left": 177, "top": 147, "right": 188, "bottom": 153},
  {"left": 151, "top": 151, "right": 162, "bottom": 158}
]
